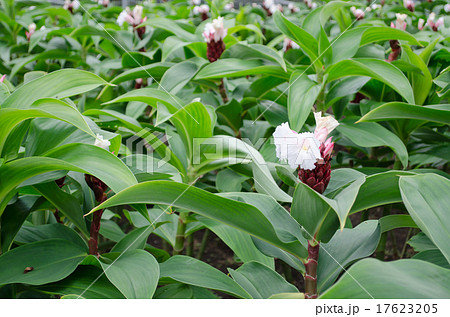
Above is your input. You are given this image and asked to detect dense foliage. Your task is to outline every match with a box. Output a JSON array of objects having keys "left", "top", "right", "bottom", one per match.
[{"left": 0, "top": 0, "right": 449, "bottom": 299}]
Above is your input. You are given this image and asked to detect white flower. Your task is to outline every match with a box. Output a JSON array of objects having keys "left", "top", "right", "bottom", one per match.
[
  {"left": 194, "top": 4, "right": 209, "bottom": 15},
  {"left": 117, "top": 6, "right": 144, "bottom": 26},
  {"left": 117, "top": 9, "right": 133, "bottom": 26},
  {"left": 418, "top": 18, "right": 425, "bottom": 30},
  {"left": 436, "top": 17, "right": 444, "bottom": 29},
  {"left": 192, "top": 0, "right": 201, "bottom": 5},
  {"left": 351, "top": 6, "right": 365, "bottom": 19},
  {"left": 224, "top": 3, "right": 234, "bottom": 11},
  {"left": 305, "top": 0, "right": 317, "bottom": 10},
  {"left": 403, "top": 0, "right": 415, "bottom": 11},
  {"left": 63, "top": 0, "right": 70, "bottom": 10},
  {"left": 314, "top": 112, "right": 339, "bottom": 143},
  {"left": 263, "top": 0, "right": 274, "bottom": 9},
  {"left": 94, "top": 134, "right": 111, "bottom": 150},
  {"left": 445, "top": 4, "right": 450, "bottom": 13},
  {"left": 283, "top": 38, "right": 300, "bottom": 51},
  {"left": 29, "top": 23, "right": 36, "bottom": 33},
  {"left": 268, "top": 4, "right": 282, "bottom": 14},
  {"left": 133, "top": 5, "right": 143, "bottom": 25},
  {"left": 392, "top": 13, "right": 407, "bottom": 30},
  {"left": 288, "top": 3, "right": 299, "bottom": 12},
  {"left": 371, "top": 4, "right": 381, "bottom": 10},
  {"left": 273, "top": 122, "right": 322, "bottom": 170},
  {"left": 72, "top": 0, "right": 80, "bottom": 10},
  {"left": 203, "top": 16, "right": 227, "bottom": 43}
]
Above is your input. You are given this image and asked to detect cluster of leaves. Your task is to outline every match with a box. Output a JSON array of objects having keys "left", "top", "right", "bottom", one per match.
[{"left": 0, "top": 0, "right": 449, "bottom": 299}]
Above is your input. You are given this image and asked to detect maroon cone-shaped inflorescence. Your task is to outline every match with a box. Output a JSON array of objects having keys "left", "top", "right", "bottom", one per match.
[
  {"left": 207, "top": 40, "right": 225, "bottom": 63},
  {"left": 298, "top": 143, "right": 332, "bottom": 194},
  {"left": 85, "top": 174, "right": 108, "bottom": 202}
]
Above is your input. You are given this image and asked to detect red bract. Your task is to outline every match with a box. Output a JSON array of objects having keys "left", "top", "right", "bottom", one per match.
[{"left": 298, "top": 143, "right": 332, "bottom": 194}]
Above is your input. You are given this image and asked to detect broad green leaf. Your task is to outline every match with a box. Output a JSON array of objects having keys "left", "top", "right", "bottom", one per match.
[
  {"left": 99, "top": 250, "right": 159, "bottom": 299},
  {"left": 288, "top": 71, "right": 321, "bottom": 131},
  {"left": 228, "top": 24, "right": 265, "bottom": 40},
  {"left": 88, "top": 181, "right": 306, "bottom": 259},
  {"left": 140, "top": 18, "right": 198, "bottom": 42},
  {"left": 2, "top": 69, "right": 110, "bottom": 109},
  {"left": 337, "top": 120, "right": 408, "bottom": 168},
  {"left": 194, "top": 59, "right": 288, "bottom": 80},
  {"left": 269, "top": 293, "right": 305, "bottom": 299},
  {"left": 320, "top": 258, "right": 450, "bottom": 299},
  {"left": 222, "top": 43, "right": 286, "bottom": 71},
  {"left": 402, "top": 46, "right": 432, "bottom": 105},
  {"left": 153, "top": 284, "right": 217, "bottom": 299},
  {"left": 199, "top": 216, "right": 274, "bottom": 268},
  {"left": 109, "top": 63, "right": 171, "bottom": 85},
  {"left": 33, "top": 182, "right": 89, "bottom": 237},
  {"left": 331, "top": 27, "right": 420, "bottom": 63},
  {"left": 0, "top": 98, "right": 94, "bottom": 155},
  {"left": 291, "top": 169, "right": 366, "bottom": 233},
  {"left": 351, "top": 170, "right": 415, "bottom": 213},
  {"left": 326, "top": 59, "right": 415, "bottom": 104},
  {"left": 317, "top": 221, "right": 381, "bottom": 292},
  {"left": 110, "top": 226, "right": 156, "bottom": 253},
  {"left": 159, "top": 255, "right": 251, "bottom": 299},
  {"left": 360, "top": 27, "right": 421, "bottom": 47},
  {"left": 9, "top": 50, "right": 81, "bottom": 79},
  {"left": 1, "top": 196, "right": 39, "bottom": 252},
  {"left": 413, "top": 250, "right": 450, "bottom": 269},
  {"left": 325, "top": 76, "right": 370, "bottom": 108},
  {"left": 215, "top": 168, "right": 248, "bottom": 192},
  {"left": 359, "top": 102, "right": 450, "bottom": 125},
  {"left": 408, "top": 232, "right": 437, "bottom": 252},
  {"left": 399, "top": 174, "right": 450, "bottom": 263},
  {"left": 379, "top": 215, "right": 418, "bottom": 233},
  {"left": 0, "top": 144, "right": 137, "bottom": 215},
  {"left": 273, "top": 11, "right": 320, "bottom": 69},
  {"left": 39, "top": 266, "right": 125, "bottom": 299},
  {"left": 15, "top": 224, "right": 87, "bottom": 250},
  {"left": 194, "top": 135, "right": 293, "bottom": 202},
  {"left": 0, "top": 239, "right": 86, "bottom": 285},
  {"left": 228, "top": 262, "right": 299, "bottom": 299},
  {"left": 160, "top": 61, "right": 201, "bottom": 94}
]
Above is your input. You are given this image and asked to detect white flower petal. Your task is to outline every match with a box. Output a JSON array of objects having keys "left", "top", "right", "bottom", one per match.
[{"left": 94, "top": 134, "right": 111, "bottom": 150}]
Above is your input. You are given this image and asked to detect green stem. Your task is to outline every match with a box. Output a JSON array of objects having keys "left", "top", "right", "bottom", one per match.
[
  {"left": 315, "top": 68, "right": 326, "bottom": 112},
  {"left": 196, "top": 228, "right": 210, "bottom": 260},
  {"left": 218, "top": 78, "right": 228, "bottom": 103},
  {"left": 173, "top": 212, "right": 188, "bottom": 255},
  {"left": 400, "top": 227, "right": 413, "bottom": 259},
  {"left": 304, "top": 240, "right": 319, "bottom": 299},
  {"left": 361, "top": 209, "right": 369, "bottom": 222},
  {"left": 376, "top": 206, "right": 391, "bottom": 260},
  {"left": 186, "top": 233, "right": 194, "bottom": 257},
  {"left": 393, "top": 157, "right": 402, "bottom": 170}
]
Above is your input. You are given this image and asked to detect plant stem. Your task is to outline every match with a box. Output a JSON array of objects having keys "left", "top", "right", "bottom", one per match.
[
  {"left": 315, "top": 67, "right": 326, "bottom": 112},
  {"left": 400, "top": 227, "right": 413, "bottom": 259},
  {"left": 173, "top": 211, "right": 188, "bottom": 255},
  {"left": 88, "top": 208, "right": 104, "bottom": 255},
  {"left": 304, "top": 240, "right": 319, "bottom": 299},
  {"left": 186, "top": 233, "right": 194, "bottom": 257},
  {"left": 393, "top": 157, "right": 402, "bottom": 170},
  {"left": 196, "top": 228, "right": 210, "bottom": 259},
  {"left": 376, "top": 205, "right": 391, "bottom": 260},
  {"left": 361, "top": 209, "right": 369, "bottom": 222},
  {"left": 218, "top": 78, "right": 228, "bottom": 103}
]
